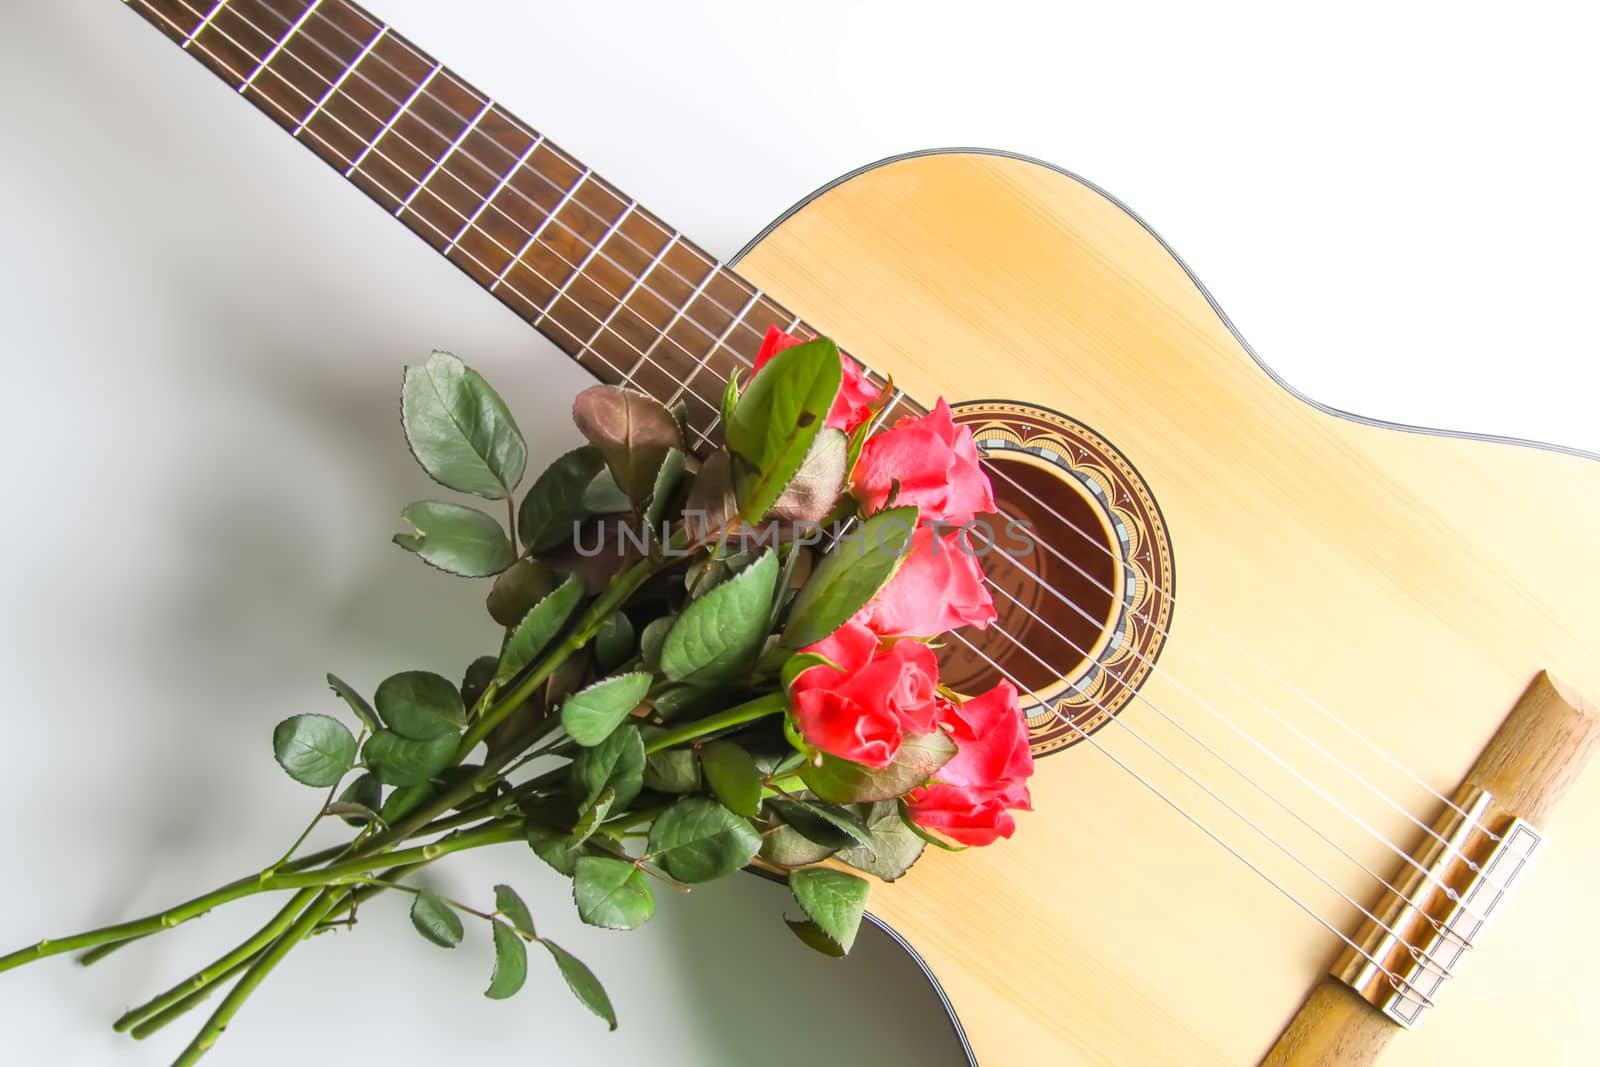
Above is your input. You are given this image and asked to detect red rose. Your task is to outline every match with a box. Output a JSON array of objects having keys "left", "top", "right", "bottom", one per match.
[
  {"left": 753, "top": 326, "right": 882, "bottom": 434},
  {"left": 852, "top": 524, "right": 996, "bottom": 638},
  {"left": 906, "top": 681, "right": 1034, "bottom": 846},
  {"left": 788, "top": 622, "right": 941, "bottom": 767},
  {"left": 851, "top": 399, "right": 995, "bottom": 525}
]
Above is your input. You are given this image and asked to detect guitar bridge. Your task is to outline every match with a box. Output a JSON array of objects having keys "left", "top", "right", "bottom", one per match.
[{"left": 1333, "top": 787, "right": 1542, "bottom": 1028}]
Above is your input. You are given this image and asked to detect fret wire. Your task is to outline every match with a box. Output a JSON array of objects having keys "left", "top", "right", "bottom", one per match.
[
  {"left": 267, "top": 4, "right": 780, "bottom": 356},
  {"left": 442, "top": 132, "right": 543, "bottom": 255},
  {"left": 395, "top": 95, "right": 492, "bottom": 218},
  {"left": 292, "top": 24, "right": 386, "bottom": 138},
  {"left": 488, "top": 168, "right": 591, "bottom": 292},
  {"left": 257, "top": 1, "right": 828, "bottom": 388},
  {"left": 166, "top": 0, "right": 890, "bottom": 425},
  {"left": 132, "top": 1, "right": 695, "bottom": 414},
  {"left": 180, "top": 0, "right": 228, "bottom": 49},
  {"left": 669, "top": 287, "right": 761, "bottom": 410},
  {"left": 161, "top": 0, "right": 881, "bottom": 430},
  {"left": 342, "top": 59, "right": 443, "bottom": 178},
  {"left": 534, "top": 201, "right": 637, "bottom": 326},
  {"left": 624, "top": 266, "right": 715, "bottom": 385},
  {"left": 575, "top": 232, "right": 680, "bottom": 391},
  {"left": 240, "top": 0, "right": 321, "bottom": 92}
]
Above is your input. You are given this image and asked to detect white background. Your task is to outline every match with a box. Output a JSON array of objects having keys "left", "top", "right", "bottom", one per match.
[{"left": 1, "top": 1, "right": 1596, "bottom": 1065}]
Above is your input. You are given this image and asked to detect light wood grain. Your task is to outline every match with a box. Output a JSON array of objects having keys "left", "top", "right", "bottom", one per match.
[{"left": 735, "top": 151, "right": 1600, "bottom": 1065}]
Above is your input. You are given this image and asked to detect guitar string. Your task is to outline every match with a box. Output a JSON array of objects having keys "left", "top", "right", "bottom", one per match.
[
  {"left": 972, "top": 455, "right": 1498, "bottom": 841},
  {"left": 970, "top": 584, "right": 1481, "bottom": 944},
  {"left": 975, "top": 574, "right": 1495, "bottom": 923},
  {"left": 258, "top": 0, "right": 1501, "bottom": 856},
  {"left": 944, "top": 630, "right": 1442, "bottom": 1008},
  {"left": 139, "top": 0, "right": 1476, "bottom": 965}
]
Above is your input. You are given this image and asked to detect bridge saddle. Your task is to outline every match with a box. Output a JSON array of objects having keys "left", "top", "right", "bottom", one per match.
[{"left": 1334, "top": 786, "right": 1542, "bottom": 1028}]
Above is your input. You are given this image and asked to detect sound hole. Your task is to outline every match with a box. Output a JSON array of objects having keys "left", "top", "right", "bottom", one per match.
[{"left": 937, "top": 453, "right": 1121, "bottom": 704}]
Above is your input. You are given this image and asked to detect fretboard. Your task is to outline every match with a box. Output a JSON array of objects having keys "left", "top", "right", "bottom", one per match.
[{"left": 123, "top": 0, "right": 921, "bottom": 449}]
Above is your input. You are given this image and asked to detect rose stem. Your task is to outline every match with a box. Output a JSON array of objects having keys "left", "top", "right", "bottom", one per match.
[
  {"left": 642, "top": 691, "right": 788, "bottom": 753},
  {"left": 125, "top": 866, "right": 420, "bottom": 1040}
]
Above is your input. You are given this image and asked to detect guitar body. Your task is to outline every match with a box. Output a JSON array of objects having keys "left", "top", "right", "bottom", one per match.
[{"left": 733, "top": 149, "right": 1600, "bottom": 1065}]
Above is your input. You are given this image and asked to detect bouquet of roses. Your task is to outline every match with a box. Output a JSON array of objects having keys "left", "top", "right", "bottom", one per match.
[{"left": 0, "top": 329, "right": 1034, "bottom": 1064}]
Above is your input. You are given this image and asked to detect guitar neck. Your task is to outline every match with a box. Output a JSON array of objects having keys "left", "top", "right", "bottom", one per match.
[{"left": 123, "top": 0, "right": 917, "bottom": 447}]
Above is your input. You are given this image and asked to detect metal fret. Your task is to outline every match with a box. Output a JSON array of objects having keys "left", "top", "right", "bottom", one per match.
[
  {"left": 624, "top": 265, "right": 715, "bottom": 384},
  {"left": 293, "top": 25, "right": 388, "bottom": 139},
  {"left": 343, "top": 61, "right": 444, "bottom": 178},
  {"left": 442, "top": 133, "right": 543, "bottom": 256},
  {"left": 489, "top": 168, "right": 591, "bottom": 292},
  {"left": 668, "top": 288, "right": 760, "bottom": 407},
  {"left": 239, "top": 0, "right": 321, "bottom": 93},
  {"left": 395, "top": 96, "right": 493, "bottom": 218},
  {"left": 534, "top": 202, "right": 637, "bottom": 326},
  {"left": 181, "top": 0, "right": 228, "bottom": 50},
  {"left": 572, "top": 233, "right": 679, "bottom": 387}
]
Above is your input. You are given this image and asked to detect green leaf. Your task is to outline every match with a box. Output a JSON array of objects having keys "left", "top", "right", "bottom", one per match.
[
  {"left": 838, "top": 801, "right": 926, "bottom": 881},
  {"left": 374, "top": 671, "right": 465, "bottom": 741},
  {"left": 682, "top": 449, "right": 736, "bottom": 543},
  {"left": 272, "top": 714, "right": 355, "bottom": 787},
  {"left": 497, "top": 574, "right": 585, "bottom": 683},
  {"left": 486, "top": 558, "right": 559, "bottom": 627},
  {"left": 363, "top": 729, "right": 457, "bottom": 787},
  {"left": 782, "top": 505, "right": 917, "bottom": 648},
  {"left": 638, "top": 616, "right": 673, "bottom": 673},
  {"left": 325, "top": 673, "right": 379, "bottom": 734},
  {"left": 725, "top": 337, "right": 842, "bottom": 522},
  {"left": 573, "top": 856, "right": 655, "bottom": 930},
  {"left": 699, "top": 741, "right": 763, "bottom": 818},
  {"left": 569, "top": 788, "right": 615, "bottom": 848},
  {"left": 582, "top": 469, "right": 631, "bottom": 514},
  {"left": 593, "top": 612, "right": 635, "bottom": 672},
  {"left": 720, "top": 371, "right": 742, "bottom": 429},
  {"left": 527, "top": 819, "right": 586, "bottom": 877},
  {"left": 801, "top": 729, "right": 958, "bottom": 805},
  {"left": 786, "top": 918, "right": 847, "bottom": 958},
  {"left": 542, "top": 940, "right": 618, "bottom": 1030},
  {"left": 571, "top": 386, "right": 683, "bottom": 506},
  {"left": 660, "top": 550, "right": 778, "bottom": 685},
  {"left": 561, "top": 672, "right": 652, "bottom": 747},
  {"left": 393, "top": 500, "right": 515, "bottom": 578},
  {"left": 485, "top": 920, "right": 528, "bottom": 999},
  {"left": 402, "top": 350, "right": 527, "bottom": 499},
  {"left": 766, "top": 797, "right": 874, "bottom": 851},
  {"left": 646, "top": 796, "right": 762, "bottom": 883},
  {"left": 460, "top": 655, "right": 499, "bottom": 713},
  {"left": 378, "top": 780, "right": 434, "bottom": 824},
  {"left": 769, "top": 428, "right": 848, "bottom": 524},
  {"left": 642, "top": 748, "right": 701, "bottom": 793},
  {"left": 518, "top": 445, "right": 607, "bottom": 552},
  {"left": 759, "top": 825, "right": 840, "bottom": 869},
  {"left": 409, "top": 891, "right": 464, "bottom": 948},
  {"left": 789, "top": 868, "right": 869, "bottom": 953},
  {"left": 332, "top": 772, "right": 383, "bottom": 827},
  {"left": 493, "top": 884, "right": 536, "bottom": 938},
  {"left": 573, "top": 725, "right": 645, "bottom": 812},
  {"left": 644, "top": 447, "right": 687, "bottom": 528}
]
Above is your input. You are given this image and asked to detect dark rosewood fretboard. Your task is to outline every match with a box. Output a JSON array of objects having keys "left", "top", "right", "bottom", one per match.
[{"left": 122, "top": 0, "right": 919, "bottom": 449}]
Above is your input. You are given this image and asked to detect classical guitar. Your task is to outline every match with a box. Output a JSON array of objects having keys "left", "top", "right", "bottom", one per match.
[{"left": 113, "top": 1, "right": 1600, "bottom": 1063}]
